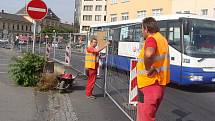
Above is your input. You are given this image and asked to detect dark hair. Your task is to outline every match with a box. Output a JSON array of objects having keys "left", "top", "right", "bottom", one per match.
[
  {"left": 142, "top": 17, "right": 160, "bottom": 33},
  {"left": 90, "top": 36, "right": 97, "bottom": 42}
]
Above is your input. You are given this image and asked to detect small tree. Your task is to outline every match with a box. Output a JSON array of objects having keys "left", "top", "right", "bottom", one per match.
[{"left": 9, "top": 53, "right": 46, "bottom": 87}]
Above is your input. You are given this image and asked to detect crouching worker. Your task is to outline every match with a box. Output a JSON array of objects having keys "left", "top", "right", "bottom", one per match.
[{"left": 85, "top": 37, "right": 109, "bottom": 99}]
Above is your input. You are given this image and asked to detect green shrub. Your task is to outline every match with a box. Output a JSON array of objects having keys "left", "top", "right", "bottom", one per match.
[{"left": 9, "top": 53, "right": 46, "bottom": 87}]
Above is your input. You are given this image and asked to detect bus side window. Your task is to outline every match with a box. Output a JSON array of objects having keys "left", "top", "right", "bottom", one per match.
[
  {"left": 134, "top": 24, "right": 142, "bottom": 42},
  {"left": 168, "top": 27, "right": 181, "bottom": 51},
  {"left": 120, "top": 25, "right": 135, "bottom": 42}
]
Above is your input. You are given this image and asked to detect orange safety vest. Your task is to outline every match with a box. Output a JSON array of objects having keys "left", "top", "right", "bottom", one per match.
[
  {"left": 137, "top": 32, "right": 170, "bottom": 88},
  {"left": 85, "top": 47, "right": 97, "bottom": 69}
]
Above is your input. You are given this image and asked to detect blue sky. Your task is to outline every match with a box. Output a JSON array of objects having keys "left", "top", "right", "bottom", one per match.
[{"left": 0, "top": 0, "right": 75, "bottom": 24}]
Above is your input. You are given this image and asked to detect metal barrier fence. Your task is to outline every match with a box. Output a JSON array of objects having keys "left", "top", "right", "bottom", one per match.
[{"left": 4, "top": 32, "right": 137, "bottom": 121}]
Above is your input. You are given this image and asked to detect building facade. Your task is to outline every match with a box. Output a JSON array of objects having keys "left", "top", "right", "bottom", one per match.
[
  {"left": 107, "top": 0, "right": 215, "bottom": 22},
  {"left": 0, "top": 10, "right": 32, "bottom": 38},
  {"left": 172, "top": 0, "right": 215, "bottom": 17},
  {"left": 107, "top": 0, "right": 172, "bottom": 22},
  {"left": 74, "top": 0, "right": 107, "bottom": 33}
]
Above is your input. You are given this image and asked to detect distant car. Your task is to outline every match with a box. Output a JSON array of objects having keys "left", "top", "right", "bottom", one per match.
[
  {"left": 19, "top": 40, "right": 27, "bottom": 45},
  {"left": 52, "top": 42, "right": 58, "bottom": 48},
  {"left": 5, "top": 44, "right": 12, "bottom": 49},
  {"left": 0, "top": 38, "right": 9, "bottom": 43}
]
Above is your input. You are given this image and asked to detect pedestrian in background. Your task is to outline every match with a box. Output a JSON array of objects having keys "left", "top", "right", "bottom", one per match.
[
  {"left": 85, "top": 37, "right": 109, "bottom": 99},
  {"left": 136, "top": 17, "right": 170, "bottom": 121}
]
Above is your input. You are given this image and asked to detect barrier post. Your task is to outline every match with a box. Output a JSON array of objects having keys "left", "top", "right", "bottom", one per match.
[
  {"left": 129, "top": 59, "right": 138, "bottom": 106},
  {"left": 46, "top": 43, "right": 51, "bottom": 59},
  {"left": 65, "top": 45, "right": 71, "bottom": 65}
]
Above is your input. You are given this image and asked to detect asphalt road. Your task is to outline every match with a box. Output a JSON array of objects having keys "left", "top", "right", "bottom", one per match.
[{"left": 53, "top": 47, "right": 215, "bottom": 121}]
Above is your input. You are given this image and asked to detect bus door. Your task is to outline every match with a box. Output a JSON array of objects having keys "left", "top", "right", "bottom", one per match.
[{"left": 166, "top": 21, "right": 183, "bottom": 84}]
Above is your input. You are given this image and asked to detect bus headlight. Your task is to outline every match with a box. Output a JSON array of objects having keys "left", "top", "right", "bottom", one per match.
[{"left": 189, "top": 76, "right": 203, "bottom": 81}]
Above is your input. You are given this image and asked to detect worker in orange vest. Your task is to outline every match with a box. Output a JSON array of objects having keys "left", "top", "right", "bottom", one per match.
[
  {"left": 136, "top": 17, "right": 170, "bottom": 121},
  {"left": 85, "top": 37, "right": 109, "bottom": 99}
]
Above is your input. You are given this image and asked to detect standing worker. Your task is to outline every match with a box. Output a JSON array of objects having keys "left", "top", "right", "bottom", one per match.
[
  {"left": 85, "top": 37, "right": 109, "bottom": 99},
  {"left": 136, "top": 17, "right": 170, "bottom": 121}
]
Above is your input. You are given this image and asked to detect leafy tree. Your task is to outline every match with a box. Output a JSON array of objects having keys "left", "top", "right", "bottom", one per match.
[
  {"left": 9, "top": 53, "right": 46, "bottom": 87},
  {"left": 41, "top": 26, "right": 74, "bottom": 33}
]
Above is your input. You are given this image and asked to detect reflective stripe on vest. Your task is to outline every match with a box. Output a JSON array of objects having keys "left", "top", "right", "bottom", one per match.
[
  {"left": 138, "top": 54, "right": 169, "bottom": 63},
  {"left": 85, "top": 53, "right": 96, "bottom": 62},
  {"left": 137, "top": 66, "right": 169, "bottom": 75}
]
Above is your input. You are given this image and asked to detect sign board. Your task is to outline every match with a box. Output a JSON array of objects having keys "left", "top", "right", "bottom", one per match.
[
  {"left": 94, "top": 31, "right": 107, "bottom": 49},
  {"left": 26, "top": 0, "right": 48, "bottom": 20}
]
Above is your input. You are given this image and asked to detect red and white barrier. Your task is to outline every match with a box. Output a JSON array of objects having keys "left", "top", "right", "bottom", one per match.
[
  {"left": 46, "top": 43, "right": 51, "bottom": 58},
  {"left": 129, "top": 59, "right": 138, "bottom": 105},
  {"left": 65, "top": 45, "right": 71, "bottom": 65}
]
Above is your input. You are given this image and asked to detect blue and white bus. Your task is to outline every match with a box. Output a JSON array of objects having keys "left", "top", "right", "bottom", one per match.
[{"left": 90, "top": 14, "right": 215, "bottom": 85}]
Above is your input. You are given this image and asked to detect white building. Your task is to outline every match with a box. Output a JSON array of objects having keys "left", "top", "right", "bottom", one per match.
[
  {"left": 172, "top": 0, "right": 215, "bottom": 17},
  {"left": 74, "top": 0, "right": 107, "bottom": 33}
]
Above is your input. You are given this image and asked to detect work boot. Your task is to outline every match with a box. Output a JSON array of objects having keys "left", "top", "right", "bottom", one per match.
[{"left": 87, "top": 95, "right": 96, "bottom": 99}]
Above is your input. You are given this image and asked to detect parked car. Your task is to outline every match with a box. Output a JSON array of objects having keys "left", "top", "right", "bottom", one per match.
[
  {"left": 19, "top": 40, "right": 27, "bottom": 45},
  {"left": 0, "top": 38, "right": 9, "bottom": 43},
  {"left": 52, "top": 42, "right": 58, "bottom": 48}
]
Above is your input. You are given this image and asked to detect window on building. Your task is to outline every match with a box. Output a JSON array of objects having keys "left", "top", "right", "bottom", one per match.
[
  {"left": 176, "top": 11, "right": 182, "bottom": 14},
  {"left": 122, "top": 0, "right": 129, "bottom": 3},
  {"left": 152, "top": 9, "right": 162, "bottom": 16},
  {"left": 110, "top": 14, "right": 117, "bottom": 22},
  {"left": 137, "top": 10, "right": 146, "bottom": 18},
  {"left": 201, "top": 9, "right": 208, "bottom": 16},
  {"left": 214, "top": 8, "right": 215, "bottom": 17},
  {"left": 26, "top": 25, "right": 28, "bottom": 31},
  {"left": 104, "top": 15, "right": 106, "bottom": 21},
  {"left": 184, "top": 11, "right": 190, "bottom": 14},
  {"left": 82, "top": 26, "right": 90, "bottom": 31},
  {"left": 7, "top": 23, "right": 10, "bottom": 29},
  {"left": 104, "top": 5, "right": 107, "bottom": 11},
  {"left": 17, "top": 24, "right": 19, "bottom": 30},
  {"left": 95, "top": 15, "right": 102, "bottom": 21},
  {"left": 3, "top": 23, "right": 5, "bottom": 29},
  {"left": 83, "top": 15, "right": 92, "bottom": 21},
  {"left": 22, "top": 25, "right": 24, "bottom": 30},
  {"left": 121, "top": 12, "right": 129, "bottom": 20},
  {"left": 12, "top": 24, "right": 15, "bottom": 30},
  {"left": 111, "top": 0, "right": 117, "bottom": 4},
  {"left": 95, "top": 5, "right": 102, "bottom": 11},
  {"left": 83, "top": 5, "right": 93, "bottom": 11}
]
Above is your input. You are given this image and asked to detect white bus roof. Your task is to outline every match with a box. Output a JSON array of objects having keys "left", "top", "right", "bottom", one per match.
[{"left": 91, "top": 14, "right": 215, "bottom": 28}]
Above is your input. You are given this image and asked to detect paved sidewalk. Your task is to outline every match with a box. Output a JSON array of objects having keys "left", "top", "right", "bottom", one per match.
[{"left": 0, "top": 48, "right": 129, "bottom": 121}]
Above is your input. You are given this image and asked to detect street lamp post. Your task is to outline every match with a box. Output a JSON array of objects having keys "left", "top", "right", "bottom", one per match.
[{"left": 53, "top": 30, "right": 56, "bottom": 59}]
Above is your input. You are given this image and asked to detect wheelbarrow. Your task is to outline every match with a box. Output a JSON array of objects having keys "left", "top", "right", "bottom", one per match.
[{"left": 56, "top": 73, "right": 77, "bottom": 93}]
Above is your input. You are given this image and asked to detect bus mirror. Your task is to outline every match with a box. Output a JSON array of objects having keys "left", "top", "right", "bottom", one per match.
[{"left": 183, "top": 20, "right": 190, "bottom": 35}]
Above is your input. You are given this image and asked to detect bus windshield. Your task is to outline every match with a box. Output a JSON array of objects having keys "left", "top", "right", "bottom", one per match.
[{"left": 184, "top": 19, "right": 215, "bottom": 58}]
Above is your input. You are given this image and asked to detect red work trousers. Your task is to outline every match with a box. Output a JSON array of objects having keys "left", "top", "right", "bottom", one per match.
[
  {"left": 137, "top": 82, "right": 165, "bottom": 121},
  {"left": 86, "top": 68, "right": 97, "bottom": 96}
]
